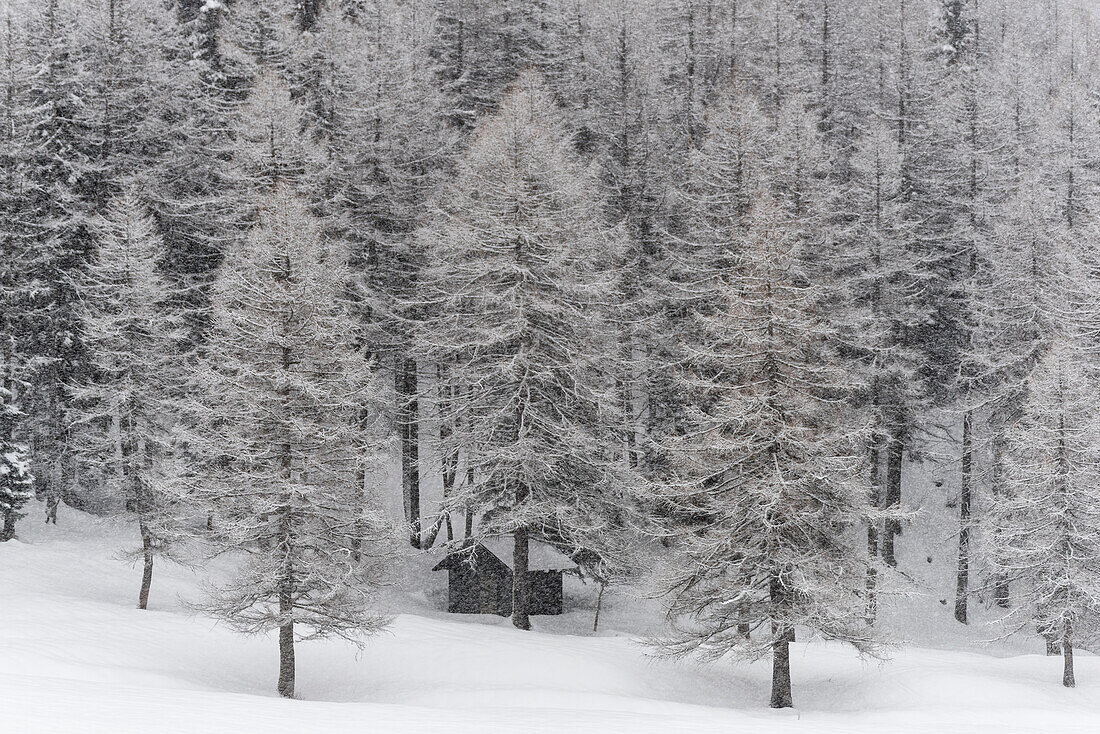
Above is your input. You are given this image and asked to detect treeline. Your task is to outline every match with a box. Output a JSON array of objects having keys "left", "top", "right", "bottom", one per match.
[{"left": 2, "top": 0, "right": 1100, "bottom": 706}]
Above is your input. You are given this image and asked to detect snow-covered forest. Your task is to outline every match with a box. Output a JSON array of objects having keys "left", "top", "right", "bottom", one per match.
[{"left": 2, "top": 0, "right": 1100, "bottom": 728}]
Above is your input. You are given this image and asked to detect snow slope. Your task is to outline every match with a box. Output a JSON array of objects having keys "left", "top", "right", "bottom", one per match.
[{"left": 1, "top": 503, "right": 1098, "bottom": 734}]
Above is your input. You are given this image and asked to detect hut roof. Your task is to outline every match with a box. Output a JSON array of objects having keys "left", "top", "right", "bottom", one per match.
[{"left": 431, "top": 538, "right": 577, "bottom": 573}]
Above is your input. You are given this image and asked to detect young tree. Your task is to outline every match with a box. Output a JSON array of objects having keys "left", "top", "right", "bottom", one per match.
[
  {"left": 182, "top": 185, "right": 393, "bottom": 699},
  {"left": 655, "top": 197, "right": 875, "bottom": 709},
  {"left": 989, "top": 339, "right": 1100, "bottom": 688},
  {"left": 417, "top": 72, "right": 642, "bottom": 631},
  {"left": 70, "top": 191, "right": 185, "bottom": 609}
]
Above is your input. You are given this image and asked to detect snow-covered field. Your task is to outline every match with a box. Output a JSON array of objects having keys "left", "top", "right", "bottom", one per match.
[{"left": 2, "top": 503, "right": 1098, "bottom": 733}]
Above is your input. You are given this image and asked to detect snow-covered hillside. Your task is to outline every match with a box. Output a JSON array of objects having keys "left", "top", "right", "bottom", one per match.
[{"left": 1, "top": 501, "right": 1097, "bottom": 734}]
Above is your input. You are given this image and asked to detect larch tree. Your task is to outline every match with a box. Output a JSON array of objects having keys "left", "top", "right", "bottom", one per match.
[
  {"left": 990, "top": 339, "right": 1100, "bottom": 688},
  {"left": 416, "top": 72, "right": 644, "bottom": 631},
  {"left": 14, "top": 0, "right": 98, "bottom": 515},
  {"left": 181, "top": 185, "right": 394, "bottom": 699},
  {"left": 655, "top": 197, "right": 875, "bottom": 710},
  {"left": 70, "top": 191, "right": 186, "bottom": 609},
  {"left": 298, "top": 2, "right": 453, "bottom": 549}
]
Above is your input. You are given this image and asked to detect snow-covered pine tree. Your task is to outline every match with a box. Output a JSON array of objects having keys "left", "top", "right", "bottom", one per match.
[
  {"left": 594, "top": 4, "right": 671, "bottom": 478},
  {"left": 298, "top": 2, "right": 454, "bottom": 549},
  {"left": 431, "top": 0, "right": 556, "bottom": 129},
  {"left": 976, "top": 171, "right": 1065, "bottom": 612},
  {"left": 989, "top": 339, "right": 1100, "bottom": 688},
  {"left": 655, "top": 196, "right": 874, "bottom": 710},
  {"left": 70, "top": 190, "right": 187, "bottom": 609},
  {"left": 182, "top": 184, "right": 393, "bottom": 699},
  {"left": 0, "top": 384, "right": 34, "bottom": 541},
  {"left": 215, "top": 68, "right": 323, "bottom": 285},
  {"left": 836, "top": 119, "right": 925, "bottom": 621},
  {"left": 219, "top": 0, "right": 296, "bottom": 85},
  {"left": 13, "top": 0, "right": 99, "bottom": 514},
  {"left": 416, "top": 71, "right": 643, "bottom": 630}
]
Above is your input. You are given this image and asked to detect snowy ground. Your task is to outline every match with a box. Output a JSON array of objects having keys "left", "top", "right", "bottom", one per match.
[{"left": 1, "top": 503, "right": 1098, "bottom": 734}]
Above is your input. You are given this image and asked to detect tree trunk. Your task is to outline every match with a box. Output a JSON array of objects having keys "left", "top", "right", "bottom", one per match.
[
  {"left": 137, "top": 518, "right": 154, "bottom": 610},
  {"left": 882, "top": 426, "right": 904, "bottom": 567},
  {"left": 867, "top": 425, "right": 883, "bottom": 624},
  {"left": 954, "top": 410, "right": 972, "bottom": 624},
  {"left": 991, "top": 429, "right": 1010, "bottom": 608},
  {"left": 769, "top": 576, "right": 793, "bottom": 708},
  {"left": 278, "top": 600, "right": 295, "bottom": 698},
  {"left": 1, "top": 510, "right": 15, "bottom": 541},
  {"left": 397, "top": 356, "right": 421, "bottom": 548},
  {"left": 593, "top": 582, "right": 606, "bottom": 632},
  {"left": 512, "top": 525, "right": 531, "bottom": 630},
  {"left": 1063, "top": 628, "right": 1075, "bottom": 688},
  {"left": 770, "top": 628, "right": 793, "bottom": 708}
]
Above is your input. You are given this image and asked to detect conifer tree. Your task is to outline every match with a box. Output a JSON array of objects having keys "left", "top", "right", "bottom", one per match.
[
  {"left": 300, "top": 3, "right": 453, "bottom": 548},
  {"left": 14, "top": 0, "right": 98, "bottom": 512},
  {"left": 655, "top": 197, "right": 875, "bottom": 709},
  {"left": 990, "top": 339, "right": 1100, "bottom": 688},
  {"left": 416, "top": 72, "right": 643, "bottom": 630},
  {"left": 181, "top": 185, "right": 393, "bottom": 699},
  {"left": 71, "top": 191, "right": 186, "bottom": 608}
]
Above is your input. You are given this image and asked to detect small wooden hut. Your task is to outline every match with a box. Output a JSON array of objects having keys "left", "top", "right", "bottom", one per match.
[{"left": 432, "top": 538, "right": 575, "bottom": 616}]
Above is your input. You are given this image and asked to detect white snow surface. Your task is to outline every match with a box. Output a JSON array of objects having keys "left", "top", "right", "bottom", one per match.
[{"left": 2, "top": 502, "right": 1099, "bottom": 734}]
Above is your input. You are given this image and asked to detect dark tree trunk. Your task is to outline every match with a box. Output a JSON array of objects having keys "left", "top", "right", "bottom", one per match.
[
  {"left": 512, "top": 525, "right": 531, "bottom": 630},
  {"left": 295, "top": 0, "right": 323, "bottom": 30},
  {"left": 1063, "top": 629, "right": 1075, "bottom": 688},
  {"left": 955, "top": 410, "right": 973, "bottom": 624},
  {"left": 437, "top": 363, "right": 459, "bottom": 546},
  {"left": 867, "top": 425, "right": 883, "bottom": 624},
  {"left": 770, "top": 629, "right": 793, "bottom": 709},
  {"left": 278, "top": 593, "right": 295, "bottom": 698},
  {"left": 397, "top": 356, "right": 421, "bottom": 548},
  {"left": 882, "top": 426, "right": 904, "bottom": 567},
  {"left": 991, "top": 429, "right": 1010, "bottom": 608},
  {"left": 137, "top": 518, "right": 154, "bottom": 610},
  {"left": 769, "top": 577, "right": 793, "bottom": 708},
  {"left": 1, "top": 509, "right": 15, "bottom": 541},
  {"left": 593, "top": 582, "right": 606, "bottom": 632}
]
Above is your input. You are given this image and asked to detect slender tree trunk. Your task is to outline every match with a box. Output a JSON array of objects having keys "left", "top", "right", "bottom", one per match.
[
  {"left": 137, "top": 518, "right": 154, "bottom": 610},
  {"left": 991, "top": 428, "right": 1010, "bottom": 608},
  {"left": 882, "top": 425, "right": 904, "bottom": 567},
  {"left": 397, "top": 356, "right": 421, "bottom": 548},
  {"left": 769, "top": 577, "right": 793, "bottom": 708},
  {"left": 278, "top": 590, "right": 295, "bottom": 698},
  {"left": 1063, "top": 627, "right": 1075, "bottom": 688},
  {"left": 463, "top": 454, "right": 475, "bottom": 541},
  {"left": 593, "top": 582, "right": 606, "bottom": 632},
  {"left": 867, "top": 424, "right": 883, "bottom": 624},
  {"left": 512, "top": 524, "right": 531, "bottom": 630},
  {"left": 955, "top": 410, "right": 973, "bottom": 624}
]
